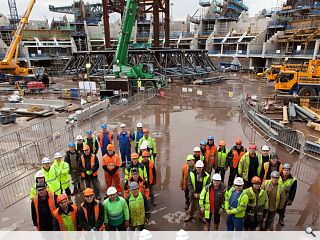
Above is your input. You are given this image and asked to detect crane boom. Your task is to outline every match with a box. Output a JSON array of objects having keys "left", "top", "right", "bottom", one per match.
[{"left": 1, "top": 0, "right": 36, "bottom": 67}]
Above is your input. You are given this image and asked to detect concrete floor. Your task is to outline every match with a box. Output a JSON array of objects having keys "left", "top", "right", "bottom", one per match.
[{"left": 0, "top": 74, "right": 319, "bottom": 231}]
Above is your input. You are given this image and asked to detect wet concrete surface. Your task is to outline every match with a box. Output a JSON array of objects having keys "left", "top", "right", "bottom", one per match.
[{"left": 0, "top": 74, "right": 319, "bottom": 231}]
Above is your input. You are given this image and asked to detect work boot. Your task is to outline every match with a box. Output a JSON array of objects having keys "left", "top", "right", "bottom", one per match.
[
  {"left": 255, "top": 226, "right": 262, "bottom": 231},
  {"left": 204, "top": 222, "right": 210, "bottom": 231},
  {"left": 278, "top": 219, "right": 285, "bottom": 226},
  {"left": 213, "top": 223, "right": 219, "bottom": 231},
  {"left": 151, "top": 198, "right": 157, "bottom": 206},
  {"left": 184, "top": 203, "right": 190, "bottom": 211},
  {"left": 184, "top": 213, "right": 193, "bottom": 222}
]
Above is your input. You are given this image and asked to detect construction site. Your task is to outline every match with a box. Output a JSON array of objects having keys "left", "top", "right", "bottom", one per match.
[{"left": 0, "top": 0, "right": 319, "bottom": 234}]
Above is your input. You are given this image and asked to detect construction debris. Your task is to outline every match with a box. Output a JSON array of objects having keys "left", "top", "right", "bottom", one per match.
[
  {"left": 27, "top": 105, "right": 43, "bottom": 112},
  {"left": 307, "top": 121, "right": 320, "bottom": 131},
  {"left": 293, "top": 103, "right": 318, "bottom": 122}
]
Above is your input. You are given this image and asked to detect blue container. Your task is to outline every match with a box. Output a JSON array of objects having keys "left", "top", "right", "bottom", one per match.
[{"left": 70, "top": 88, "right": 79, "bottom": 98}]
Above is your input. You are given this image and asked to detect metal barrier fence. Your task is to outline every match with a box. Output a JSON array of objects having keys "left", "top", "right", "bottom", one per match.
[
  {"left": 0, "top": 88, "right": 158, "bottom": 209},
  {"left": 240, "top": 95, "right": 320, "bottom": 161}
]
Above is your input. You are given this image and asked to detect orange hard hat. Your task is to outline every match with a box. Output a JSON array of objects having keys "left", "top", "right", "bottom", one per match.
[
  {"left": 83, "top": 144, "right": 90, "bottom": 151},
  {"left": 83, "top": 188, "right": 94, "bottom": 197},
  {"left": 131, "top": 153, "right": 139, "bottom": 159},
  {"left": 142, "top": 151, "right": 149, "bottom": 157},
  {"left": 219, "top": 140, "right": 226, "bottom": 147},
  {"left": 235, "top": 138, "right": 242, "bottom": 145},
  {"left": 107, "top": 144, "right": 114, "bottom": 151},
  {"left": 57, "top": 193, "right": 68, "bottom": 204},
  {"left": 143, "top": 128, "right": 149, "bottom": 133},
  {"left": 251, "top": 176, "right": 261, "bottom": 184}
]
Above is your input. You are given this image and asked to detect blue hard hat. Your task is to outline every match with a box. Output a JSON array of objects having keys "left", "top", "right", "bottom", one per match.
[
  {"left": 68, "top": 142, "right": 76, "bottom": 147},
  {"left": 101, "top": 124, "right": 107, "bottom": 129},
  {"left": 200, "top": 140, "right": 207, "bottom": 145},
  {"left": 208, "top": 136, "right": 214, "bottom": 140},
  {"left": 86, "top": 130, "right": 93, "bottom": 135}
]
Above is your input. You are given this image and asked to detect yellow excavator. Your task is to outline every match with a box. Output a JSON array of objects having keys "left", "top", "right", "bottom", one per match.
[{"left": 0, "top": 0, "right": 44, "bottom": 83}]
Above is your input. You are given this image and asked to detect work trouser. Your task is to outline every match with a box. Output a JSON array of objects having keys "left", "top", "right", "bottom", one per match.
[
  {"left": 85, "top": 177, "right": 100, "bottom": 198},
  {"left": 108, "top": 223, "right": 126, "bottom": 231},
  {"left": 149, "top": 184, "right": 155, "bottom": 202},
  {"left": 129, "top": 225, "right": 145, "bottom": 231},
  {"left": 120, "top": 146, "right": 131, "bottom": 165},
  {"left": 244, "top": 214, "right": 264, "bottom": 230},
  {"left": 101, "top": 148, "right": 107, "bottom": 157},
  {"left": 264, "top": 210, "right": 277, "bottom": 230},
  {"left": 228, "top": 167, "right": 238, "bottom": 187},
  {"left": 226, "top": 215, "right": 244, "bottom": 231},
  {"left": 105, "top": 172, "right": 122, "bottom": 193},
  {"left": 277, "top": 201, "right": 287, "bottom": 221},
  {"left": 215, "top": 167, "right": 226, "bottom": 183},
  {"left": 184, "top": 189, "right": 190, "bottom": 208},
  {"left": 71, "top": 170, "right": 82, "bottom": 191},
  {"left": 187, "top": 193, "right": 200, "bottom": 217}
]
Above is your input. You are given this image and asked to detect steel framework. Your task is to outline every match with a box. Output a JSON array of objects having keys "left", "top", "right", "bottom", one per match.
[
  {"left": 62, "top": 49, "right": 216, "bottom": 78},
  {"left": 7, "top": 0, "right": 19, "bottom": 27}
]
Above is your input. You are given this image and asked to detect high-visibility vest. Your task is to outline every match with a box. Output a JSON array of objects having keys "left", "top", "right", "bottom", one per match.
[
  {"left": 41, "top": 167, "right": 61, "bottom": 195},
  {"left": 80, "top": 200, "right": 105, "bottom": 231},
  {"left": 32, "top": 192, "right": 56, "bottom": 231},
  {"left": 84, "top": 136, "right": 98, "bottom": 153},
  {"left": 199, "top": 183, "right": 225, "bottom": 219},
  {"left": 279, "top": 176, "right": 297, "bottom": 201},
  {"left": 238, "top": 152, "right": 262, "bottom": 181},
  {"left": 224, "top": 187, "right": 249, "bottom": 218},
  {"left": 138, "top": 136, "right": 157, "bottom": 154},
  {"left": 52, "top": 205, "right": 78, "bottom": 231},
  {"left": 265, "top": 180, "right": 283, "bottom": 209},
  {"left": 97, "top": 131, "right": 113, "bottom": 147},
  {"left": 231, "top": 148, "right": 246, "bottom": 168},
  {"left": 190, "top": 171, "right": 210, "bottom": 192},
  {"left": 215, "top": 148, "right": 229, "bottom": 167},
  {"left": 52, "top": 160, "right": 70, "bottom": 190},
  {"left": 81, "top": 155, "right": 98, "bottom": 178},
  {"left": 145, "top": 161, "right": 155, "bottom": 185},
  {"left": 205, "top": 145, "right": 217, "bottom": 164},
  {"left": 244, "top": 187, "right": 269, "bottom": 220},
  {"left": 128, "top": 192, "right": 145, "bottom": 227},
  {"left": 101, "top": 153, "right": 120, "bottom": 173},
  {"left": 263, "top": 162, "right": 283, "bottom": 182},
  {"left": 124, "top": 177, "right": 150, "bottom": 199},
  {"left": 182, "top": 164, "right": 189, "bottom": 190}
]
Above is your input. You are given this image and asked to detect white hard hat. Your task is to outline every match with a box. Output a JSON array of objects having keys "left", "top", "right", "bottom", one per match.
[
  {"left": 212, "top": 173, "right": 222, "bottom": 181},
  {"left": 140, "top": 140, "right": 148, "bottom": 150},
  {"left": 139, "top": 229, "right": 152, "bottom": 240},
  {"left": 120, "top": 123, "right": 126, "bottom": 128},
  {"left": 35, "top": 170, "right": 45, "bottom": 178},
  {"left": 41, "top": 157, "right": 51, "bottom": 164},
  {"left": 195, "top": 160, "right": 204, "bottom": 168},
  {"left": 261, "top": 145, "right": 270, "bottom": 151},
  {"left": 234, "top": 177, "right": 244, "bottom": 186},
  {"left": 193, "top": 146, "right": 201, "bottom": 152},
  {"left": 76, "top": 135, "right": 83, "bottom": 140},
  {"left": 176, "top": 229, "right": 189, "bottom": 240},
  {"left": 54, "top": 152, "right": 63, "bottom": 159},
  {"left": 107, "top": 186, "right": 117, "bottom": 195},
  {"left": 137, "top": 122, "right": 143, "bottom": 128}
]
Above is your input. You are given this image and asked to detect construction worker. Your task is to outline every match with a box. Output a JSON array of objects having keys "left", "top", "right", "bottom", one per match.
[
  {"left": 78, "top": 188, "right": 104, "bottom": 231},
  {"left": 52, "top": 152, "right": 71, "bottom": 197},
  {"left": 193, "top": 146, "right": 205, "bottom": 162},
  {"left": 125, "top": 153, "right": 148, "bottom": 183},
  {"left": 76, "top": 135, "right": 84, "bottom": 155},
  {"left": 53, "top": 193, "right": 78, "bottom": 231},
  {"left": 64, "top": 142, "right": 82, "bottom": 194},
  {"left": 184, "top": 160, "right": 210, "bottom": 222},
  {"left": 180, "top": 155, "right": 195, "bottom": 210},
  {"left": 226, "top": 138, "right": 247, "bottom": 187},
  {"left": 101, "top": 144, "right": 122, "bottom": 193},
  {"left": 124, "top": 168, "right": 150, "bottom": 199},
  {"left": 137, "top": 78, "right": 142, "bottom": 91},
  {"left": 103, "top": 187, "right": 129, "bottom": 231},
  {"left": 117, "top": 123, "right": 133, "bottom": 166},
  {"left": 134, "top": 122, "right": 144, "bottom": 152},
  {"left": 261, "top": 171, "right": 286, "bottom": 231},
  {"left": 30, "top": 159, "right": 61, "bottom": 199},
  {"left": 84, "top": 130, "right": 99, "bottom": 155},
  {"left": 261, "top": 145, "right": 271, "bottom": 163},
  {"left": 138, "top": 128, "right": 157, "bottom": 161},
  {"left": 260, "top": 152, "right": 283, "bottom": 183},
  {"left": 200, "top": 140, "right": 207, "bottom": 157},
  {"left": 141, "top": 151, "right": 157, "bottom": 206},
  {"left": 205, "top": 136, "right": 217, "bottom": 173},
  {"left": 224, "top": 177, "right": 248, "bottom": 231},
  {"left": 278, "top": 163, "right": 297, "bottom": 226},
  {"left": 97, "top": 123, "right": 113, "bottom": 157},
  {"left": 80, "top": 145, "right": 100, "bottom": 200},
  {"left": 244, "top": 176, "right": 269, "bottom": 231},
  {"left": 238, "top": 144, "right": 262, "bottom": 188},
  {"left": 214, "top": 140, "right": 229, "bottom": 183},
  {"left": 126, "top": 182, "right": 150, "bottom": 231},
  {"left": 199, "top": 173, "right": 226, "bottom": 231},
  {"left": 31, "top": 182, "right": 57, "bottom": 231},
  {"left": 138, "top": 140, "right": 155, "bottom": 163}
]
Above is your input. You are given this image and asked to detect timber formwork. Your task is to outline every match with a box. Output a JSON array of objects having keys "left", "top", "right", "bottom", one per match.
[{"left": 62, "top": 49, "right": 216, "bottom": 78}]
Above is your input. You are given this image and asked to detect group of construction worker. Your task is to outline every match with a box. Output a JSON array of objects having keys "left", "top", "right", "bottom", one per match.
[
  {"left": 31, "top": 122, "right": 157, "bottom": 231},
  {"left": 180, "top": 136, "right": 297, "bottom": 231}
]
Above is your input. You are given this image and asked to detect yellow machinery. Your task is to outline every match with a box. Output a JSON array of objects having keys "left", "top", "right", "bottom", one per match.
[
  {"left": 275, "top": 59, "right": 320, "bottom": 96},
  {"left": 266, "top": 63, "right": 308, "bottom": 81}
]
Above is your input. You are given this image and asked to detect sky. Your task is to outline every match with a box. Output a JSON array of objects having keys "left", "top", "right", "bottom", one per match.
[{"left": 0, "top": 0, "right": 282, "bottom": 22}]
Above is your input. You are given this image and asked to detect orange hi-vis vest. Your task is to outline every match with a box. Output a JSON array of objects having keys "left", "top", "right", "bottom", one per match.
[
  {"left": 101, "top": 153, "right": 121, "bottom": 174},
  {"left": 97, "top": 131, "right": 113, "bottom": 147},
  {"left": 147, "top": 161, "right": 155, "bottom": 185},
  {"left": 206, "top": 145, "right": 217, "bottom": 164},
  {"left": 231, "top": 148, "right": 246, "bottom": 169},
  {"left": 53, "top": 205, "right": 78, "bottom": 231},
  {"left": 182, "top": 164, "right": 189, "bottom": 190},
  {"left": 124, "top": 177, "right": 150, "bottom": 199},
  {"left": 81, "top": 155, "right": 98, "bottom": 178},
  {"left": 80, "top": 200, "right": 105, "bottom": 231},
  {"left": 33, "top": 192, "right": 56, "bottom": 231}
]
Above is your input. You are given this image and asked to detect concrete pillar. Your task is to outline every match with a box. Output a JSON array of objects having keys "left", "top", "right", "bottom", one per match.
[
  {"left": 313, "top": 40, "right": 320, "bottom": 59},
  {"left": 236, "top": 44, "right": 239, "bottom": 54},
  {"left": 249, "top": 57, "right": 253, "bottom": 68},
  {"left": 221, "top": 44, "right": 223, "bottom": 55},
  {"left": 262, "top": 42, "right": 266, "bottom": 58},
  {"left": 247, "top": 43, "right": 250, "bottom": 57}
]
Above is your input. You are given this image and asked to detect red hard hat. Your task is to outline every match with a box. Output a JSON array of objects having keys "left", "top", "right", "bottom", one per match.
[
  {"left": 143, "top": 128, "right": 149, "bottom": 133},
  {"left": 249, "top": 144, "right": 257, "bottom": 150},
  {"left": 251, "top": 176, "right": 261, "bottom": 184},
  {"left": 57, "top": 193, "right": 68, "bottom": 204}
]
